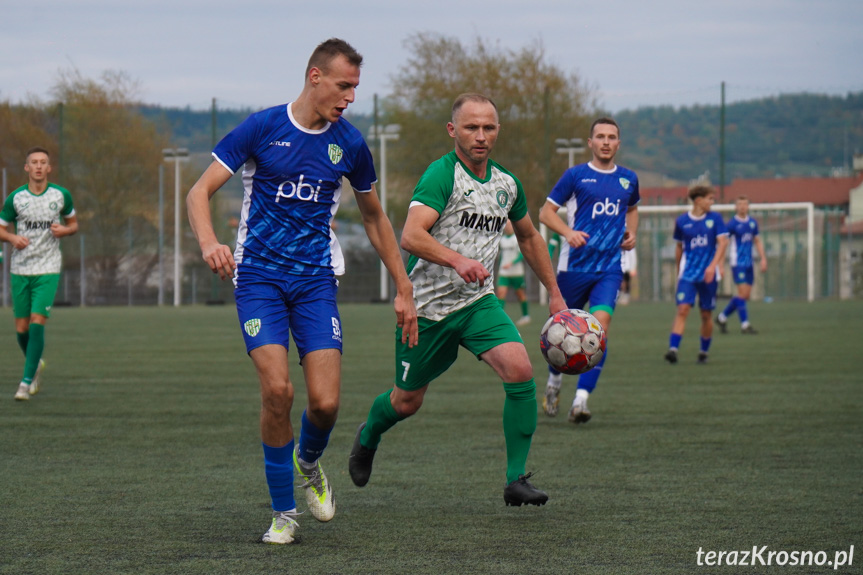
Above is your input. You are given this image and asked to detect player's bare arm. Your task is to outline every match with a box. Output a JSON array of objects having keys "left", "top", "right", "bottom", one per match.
[
  {"left": 621, "top": 206, "right": 638, "bottom": 250},
  {"left": 355, "top": 185, "right": 418, "bottom": 347},
  {"left": 511, "top": 214, "right": 566, "bottom": 315},
  {"left": 755, "top": 236, "right": 768, "bottom": 272},
  {"left": 50, "top": 214, "right": 78, "bottom": 238},
  {"left": 186, "top": 160, "right": 237, "bottom": 281},
  {"left": 539, "top": 200, "right": 589, "bottom": 248},
  {"left": 400, "top": 203, "right": 490, "bottom": 286},
  {"left": 0, "top": 225, "right": 30, "bottom": 250},
  {"left": 704, "top": 235, "right": 728, "bottom": 283}
]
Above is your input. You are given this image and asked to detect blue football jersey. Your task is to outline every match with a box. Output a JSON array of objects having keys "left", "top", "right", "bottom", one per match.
[
  {"left": 547, "top": 162, "right": 640, "bottom": 273},
  {"left": 726, "top": 215, "right": 759, "bottom": 268},
  {"left": 673, "top": 211, "right": 728, "bottom": 282},
  {"left": 214, "top": 102, "right": 376, "bottom": 277}
]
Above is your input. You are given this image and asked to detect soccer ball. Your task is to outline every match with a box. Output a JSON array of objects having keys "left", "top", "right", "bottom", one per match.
[{"left": 539, "top": 309, "right": 607, "bottom": 375}]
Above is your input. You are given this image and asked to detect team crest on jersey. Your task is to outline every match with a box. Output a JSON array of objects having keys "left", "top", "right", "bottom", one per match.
[
  {"left": 619, "top": 178, "right": 631, "bottom": 190},
  {"left": 706, "top": 220, "right": 714, "bottom": 229},
  {"left": 750, "top": 221, "right": 756, "bottom": 229},
  {"left": 50, "top": 201, "right": 59, "bottom": 210},
  {"left": 244, "top": 318, "right": 261, "bottom": 337},
  {"left": 496, "top": 190, "right": 508, "bottom": 208},
  {"left": 328, "top": 144, "right": 344, "bottom": 165}
]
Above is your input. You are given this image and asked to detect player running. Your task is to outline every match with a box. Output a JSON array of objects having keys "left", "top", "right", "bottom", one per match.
[
  {"left": 538, "top": 118, "right": 639, "bottom": 424},
  {"left": 186, "top": 38, "right": 417, "bottom": 544},
  {"left": 664, "top": 185, "right": 728, "bottom": 364},
  {"left": 0, "top": 147, "right": 78, "bottom": 401},
  {"left": 349, "top": 93, "right": 566, "bottom": 507},
  {"left": 715, "top": 195, "right": 767, "bottom": 334}
]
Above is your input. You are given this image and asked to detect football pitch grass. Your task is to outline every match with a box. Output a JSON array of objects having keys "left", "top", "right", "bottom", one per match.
[{"left": 1, "top": 300, "right": 861, "bottom": 574}]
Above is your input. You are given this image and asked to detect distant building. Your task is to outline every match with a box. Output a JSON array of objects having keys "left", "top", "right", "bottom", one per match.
[{"left": 640, "top": 174, "right": 863, "bottom": 208}]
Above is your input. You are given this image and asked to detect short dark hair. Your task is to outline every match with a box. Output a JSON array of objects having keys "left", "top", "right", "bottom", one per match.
[
  {"left": 736, "top": 195, "right": 749, "bottom": 202},
  {"left": 590, "top": 117, "right": 620, "bottom": 138},
  {"left": 306, "top": 38, "right": 363, "bottom": 76},
  {"left": 451, "top": 93, "right": 498, "bottom": 122},
  {"left": 26, "top": 146, "right": 50, "bottom": 160},
  {"left": 688, "top": 184, "right": 715, "bottom": 201}
]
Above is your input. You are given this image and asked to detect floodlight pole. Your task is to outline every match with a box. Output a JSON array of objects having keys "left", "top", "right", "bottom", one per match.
[
  {"left": 368, "top": 124, "right": 400, "bottom": 302},
  {"left": 555, "top": 138, "right": 585, "bottom": 169},
  {"left": 163, "top": 148, "right": 189, "bottom": 307},
  {"left": 158, "top": 164, "right": 165, "bottom": 306}
]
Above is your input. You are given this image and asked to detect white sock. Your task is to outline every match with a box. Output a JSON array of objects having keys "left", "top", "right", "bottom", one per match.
[
  {"left": 547, "top": 373, "right": 562, "bottom": 389},
  {"left": 574, "top": 388, "right": 590, "bottom": 404}
]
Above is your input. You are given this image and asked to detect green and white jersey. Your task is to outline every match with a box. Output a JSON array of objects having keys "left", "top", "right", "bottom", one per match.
[
  {"left": 408, "top": 151, "right": 528, "bottom": 321},
  {"left": 0, "top": 183, "right": 75, "bottom": 275},
  {"left": 498, "top": 233, "right": 524, "bottom": 278}
]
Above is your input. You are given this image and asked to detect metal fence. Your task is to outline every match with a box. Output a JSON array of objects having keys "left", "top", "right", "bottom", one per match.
[{"left": 3, "top": 195, "right": 860, "bottom": 309}]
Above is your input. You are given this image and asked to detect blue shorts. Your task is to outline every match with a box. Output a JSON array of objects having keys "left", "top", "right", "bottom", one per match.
[
  {"left": 556, "top": 270, "right": 623, "bottom": 316},
  {"left": 234, "top": 265, "right": 342, "bottom": 358},
  {"left": 675, "top": 279, "right": 718, "bottom": 310},
  {"left": 731, "top": 265, "right": 754, "bottom": 285}
]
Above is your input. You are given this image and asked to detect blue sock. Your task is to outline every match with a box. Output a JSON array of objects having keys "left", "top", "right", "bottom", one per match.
[
  {"left": 298, "top": 410, "right": 333, "bottom": 464},
  {"left": 700, "top": 337, "right": 711, "bottom": 353},
  {"left": 577, "top": 348, "right": 607, "bottom": 393},
  {"left": 738, "top": 300, "right": 749, "bottom": 324},
  {"left": 669, "top": 333, "right": 682, "bottom": 350},
  {"left": 262, "top": 440, "right": 295, "bottom": 512},
  {"left": 722, "top": 297, "right": 739, "bottom": 318}
]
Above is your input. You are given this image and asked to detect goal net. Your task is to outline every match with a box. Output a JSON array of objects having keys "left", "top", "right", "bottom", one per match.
[{"left": 540, "top": 202, "right": 819, "bottom": 303}]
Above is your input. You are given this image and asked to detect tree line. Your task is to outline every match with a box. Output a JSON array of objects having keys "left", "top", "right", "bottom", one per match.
[{"left": 3, "top": 34, "right": 861, "bottom": 293}]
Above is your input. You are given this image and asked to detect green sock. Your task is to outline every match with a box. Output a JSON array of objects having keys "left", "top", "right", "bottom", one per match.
[
  {"left": 17, "top": 331, "right": 29, "bottom": 356},
  {"left": 360, "top": 390, "right": 405, "bottom": 449},
  {"left": 502, "top": 379, "right": 537, "bottom": 484},
  {"left": 520, "top": 301, "right": 529, "bottom": 317},
  {"left": 22, "top": 323, "right": 45, "bottom": 384}
]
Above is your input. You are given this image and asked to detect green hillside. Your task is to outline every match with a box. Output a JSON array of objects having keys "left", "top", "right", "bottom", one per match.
[
  {"left": 614, "top": 92, "right": 863, "bottom": 183},
  {"left": 140, "top": 92, "right": 863, "bottom": 186}
]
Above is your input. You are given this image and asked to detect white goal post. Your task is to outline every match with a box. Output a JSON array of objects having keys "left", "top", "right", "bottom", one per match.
[{"left": 539, "top": 202, "right": 815, "bottom": 303}]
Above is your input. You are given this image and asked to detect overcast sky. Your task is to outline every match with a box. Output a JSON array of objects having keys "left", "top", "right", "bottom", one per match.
[{"left": 2, "top": 0, "right": 861, "bottom": 115}]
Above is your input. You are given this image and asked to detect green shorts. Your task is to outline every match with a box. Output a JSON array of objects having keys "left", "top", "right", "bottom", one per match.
[
  {"left": 12, "top": 274, "right": 61, "bottom": 319},
  {"left": 394, "top": 294, "right": 524, "bottom": 390},
  {"left": 497, "top": 275, "right": 525, "bottom": 290}
]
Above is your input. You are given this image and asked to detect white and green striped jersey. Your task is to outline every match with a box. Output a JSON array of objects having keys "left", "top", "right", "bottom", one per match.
[
  {"left": 0, "top": 183, "right": 75, "bottom": 275},
  {"left": 408, "top": 151, "right": 528, "bottom": 321}
]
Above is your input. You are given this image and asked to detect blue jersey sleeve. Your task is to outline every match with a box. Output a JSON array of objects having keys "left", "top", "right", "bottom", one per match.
[
  {"left": 628, "top": 172, "right": 641, "bottom": 207},
  {"left": 345, "top": 138, "right": 376, "bottom": 193},
  {"left": 715, "top": 213, "right": 728, "bottom": 236},
  {"left": 673, "top": 216, "right": 683, "bottom": 242},
  {"left": 547, "top": 169, "right": 575, "bottom": 207},
  {"left": 213, "top": 112, "right": 263, "bottom": 174}
]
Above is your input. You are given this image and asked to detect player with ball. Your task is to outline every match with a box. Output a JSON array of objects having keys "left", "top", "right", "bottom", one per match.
[
  {"left": 350, "top": 93, "right": 566, "bottom": 507},
  {"left": 539, "top": 118, "right": 639, "bottom": 425}
]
